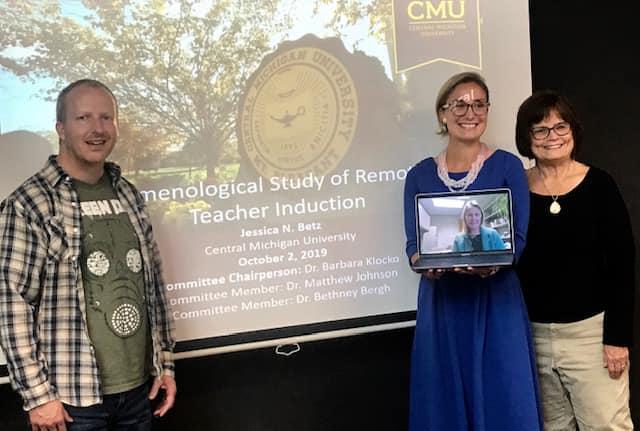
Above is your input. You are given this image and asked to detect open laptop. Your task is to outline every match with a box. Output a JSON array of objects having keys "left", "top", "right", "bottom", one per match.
[{"left": 411, "top": 188, "right": 515, "bottom": 270}]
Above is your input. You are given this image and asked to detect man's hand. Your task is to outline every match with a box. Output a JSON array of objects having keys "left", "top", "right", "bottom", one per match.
[
  {"left": 149, "top": 375, "right": 177, "bottom": 417},
  {"left": 28, "top": 399, "right": 73, "bottom": 431}
]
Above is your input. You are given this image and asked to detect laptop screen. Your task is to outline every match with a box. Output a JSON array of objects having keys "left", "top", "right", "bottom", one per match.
[{"left": 416, "top": 189, "right": 514, "bottom": 260}]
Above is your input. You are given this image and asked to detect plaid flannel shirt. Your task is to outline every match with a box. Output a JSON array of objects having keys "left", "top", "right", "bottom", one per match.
[{"left": 0, "top": 156, "right": 175, "bottom": 410}]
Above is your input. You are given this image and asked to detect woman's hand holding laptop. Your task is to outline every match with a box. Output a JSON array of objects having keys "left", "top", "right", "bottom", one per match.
[
  {"left": 453, "top": 266, "right": 499, "bottom": 278},
  {"left": 412, "top": 252, "right": 499, "bottom": 279}
]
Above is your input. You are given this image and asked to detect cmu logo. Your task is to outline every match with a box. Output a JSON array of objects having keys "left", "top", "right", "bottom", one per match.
[
  {"left": 407, "top": 1, "right": 466, "bottom": 20},
  {"left": 392, "top": 0, "right": 481, "bottom": 73}
]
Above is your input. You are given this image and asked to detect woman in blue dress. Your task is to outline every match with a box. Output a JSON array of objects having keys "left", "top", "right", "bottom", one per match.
[{"left": 403, "top": 72, "right": 543, "bottom": 430}]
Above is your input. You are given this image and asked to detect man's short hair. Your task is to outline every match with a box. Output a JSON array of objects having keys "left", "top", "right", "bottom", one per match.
[{"left": 56, "top": 79, "right": 118, "bottom": 122}]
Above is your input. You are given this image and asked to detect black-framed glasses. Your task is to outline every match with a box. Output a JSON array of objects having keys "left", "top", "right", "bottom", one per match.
[
  {"left": 530, "top": 121, "right": 571, "bottom": 140},
  {"left": 441, "top": 100, "right": 490, "bottom": 116}
]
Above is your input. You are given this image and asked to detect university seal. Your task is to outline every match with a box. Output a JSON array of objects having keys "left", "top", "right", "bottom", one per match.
[{"left": 238, "top": 38, "right": 359, "bottom": 179}]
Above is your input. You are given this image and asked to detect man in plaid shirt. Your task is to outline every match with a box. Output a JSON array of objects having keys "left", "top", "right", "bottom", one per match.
[{"left": 0, "top": 79, "right": 176, "bottom": 430}]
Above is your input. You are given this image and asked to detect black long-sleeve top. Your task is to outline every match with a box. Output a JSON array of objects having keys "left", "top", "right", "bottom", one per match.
[{"left": 517, "top": 165, "right": 636, "bottom": 347}]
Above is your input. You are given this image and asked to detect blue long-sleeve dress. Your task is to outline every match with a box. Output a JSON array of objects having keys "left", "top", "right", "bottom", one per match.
[{"left": 403, "top": 150, "right": 543, "bottom": 430}]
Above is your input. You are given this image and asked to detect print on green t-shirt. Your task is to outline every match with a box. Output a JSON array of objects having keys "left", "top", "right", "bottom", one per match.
[{"left": 74, "top": 175, "right": 150, "bottom": 395}]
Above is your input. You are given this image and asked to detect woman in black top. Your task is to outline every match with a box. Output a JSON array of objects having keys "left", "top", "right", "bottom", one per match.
[{"left": 515, "top": 90, "right": 635, "bottom": 430}]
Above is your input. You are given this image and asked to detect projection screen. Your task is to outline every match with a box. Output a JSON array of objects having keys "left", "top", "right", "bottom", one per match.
[{"left": 0, "top": 0, "right": 531, "bottom": 374}]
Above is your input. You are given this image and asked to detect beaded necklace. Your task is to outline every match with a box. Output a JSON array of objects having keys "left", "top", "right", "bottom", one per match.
[{"left": 435, "top": 143, "right": 491, "bottom": 191}]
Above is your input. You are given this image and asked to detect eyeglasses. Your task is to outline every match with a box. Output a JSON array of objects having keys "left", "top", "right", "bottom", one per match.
[
  {"left": 441, "top": 100, "right": 490, "bottom": 116},
  {"left": 530, "top": 122, "right": 571, "bottom": 140}
]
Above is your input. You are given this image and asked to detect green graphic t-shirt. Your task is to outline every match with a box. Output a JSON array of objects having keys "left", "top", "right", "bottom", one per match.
[{"left": 74, "top": 175, "right": 150, "bottom": 395}]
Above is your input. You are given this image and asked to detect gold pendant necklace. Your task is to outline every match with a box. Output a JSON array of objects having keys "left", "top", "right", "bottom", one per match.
[{"left": 537, "top": 163, "right": 572, "bottom": 215}]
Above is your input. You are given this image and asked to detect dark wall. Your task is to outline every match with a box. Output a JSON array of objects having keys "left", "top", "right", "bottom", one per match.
[
  {"left": 1, "top": 2, "right": 638, "bottom": 430},
  {"left": 529, "top": 0, "right": 640, "bottom": 426},
  {"left": 0, "top": 329, "right": 413, "bottom": 431}
]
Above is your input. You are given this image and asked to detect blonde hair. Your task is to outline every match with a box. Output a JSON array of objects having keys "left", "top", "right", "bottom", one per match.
[
  {"left": 461, "top": 200, "right": 484, "bottom": 233},
  {"left": 435, "top": 72, "right": 490, "bottom": 136}
]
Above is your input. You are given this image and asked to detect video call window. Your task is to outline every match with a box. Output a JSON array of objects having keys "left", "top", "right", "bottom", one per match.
[{"left": 417, "top": 192, "right": 512, "bottom": 255}]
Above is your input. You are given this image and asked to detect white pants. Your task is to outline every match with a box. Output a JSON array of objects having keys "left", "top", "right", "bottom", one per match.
[{"left": 531, "top": 313, "right": 633, "bottom": 431}]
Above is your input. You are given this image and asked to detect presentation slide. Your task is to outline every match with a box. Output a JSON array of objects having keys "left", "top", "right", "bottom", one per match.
[{"left": 0, "top": 0, "right": 531, "bottom": 365}]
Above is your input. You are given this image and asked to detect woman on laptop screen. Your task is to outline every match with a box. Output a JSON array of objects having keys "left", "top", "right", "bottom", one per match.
[
  {"left": 452, "top": 200, "right": 506, "bottom": 252},
  {"left": 402, "top": 72, "right": 542, "bottom": 430}
]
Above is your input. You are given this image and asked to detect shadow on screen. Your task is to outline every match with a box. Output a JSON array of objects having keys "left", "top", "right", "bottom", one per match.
[{"left": 0, "top": 130, "right": 53, "bottom": 201}]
